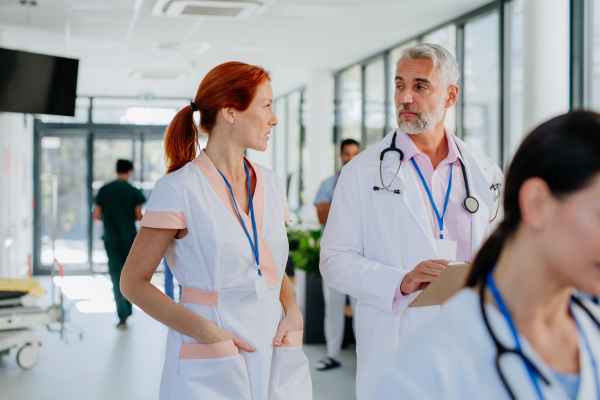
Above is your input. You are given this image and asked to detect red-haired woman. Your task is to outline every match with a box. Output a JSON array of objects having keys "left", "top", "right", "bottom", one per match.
[{"left": 121, "top": 62, "right": 312, "bottom": 399}]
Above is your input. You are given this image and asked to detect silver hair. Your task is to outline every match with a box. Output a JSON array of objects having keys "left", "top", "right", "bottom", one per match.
[{"left": 396, "top": 43, "right": 460, "bottom": 87}]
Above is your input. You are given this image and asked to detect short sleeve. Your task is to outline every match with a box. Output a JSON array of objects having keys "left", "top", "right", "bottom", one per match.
[
  {"left": 313, "top": 178, "right": 333, "bottom": 206},
  {"left": 140, "top": 177, "right": 187, "bottom": 229},
  {"left": 135, "top": 188, "right": 146, "bottom": 206},
  {"left": 95, "top": 187, "right": 104, "bottom": 206}
]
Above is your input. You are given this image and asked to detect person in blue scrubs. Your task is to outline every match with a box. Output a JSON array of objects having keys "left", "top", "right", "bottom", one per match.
[{"left": 314, "top": 138, "right": 360, "bottom": 371}]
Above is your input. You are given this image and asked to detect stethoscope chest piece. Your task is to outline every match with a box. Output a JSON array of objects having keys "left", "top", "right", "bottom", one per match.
[{"left": 463, "top": 196, "right": 479, "bottom": 213}]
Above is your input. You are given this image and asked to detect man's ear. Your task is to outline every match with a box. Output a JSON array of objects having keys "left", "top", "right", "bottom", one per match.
[{"left": 446, "top": 84, "right": 458, "bottom": 108}]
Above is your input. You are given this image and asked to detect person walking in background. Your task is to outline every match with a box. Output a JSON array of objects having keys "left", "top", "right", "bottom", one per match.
[
  {"left": 93, "top": 159, "right": 145, "bottom": 328},
  {"left": 314, "top": 138, "right": 360, "bottom": 371}
]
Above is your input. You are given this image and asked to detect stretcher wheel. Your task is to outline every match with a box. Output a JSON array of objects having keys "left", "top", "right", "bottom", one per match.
[{"left": 16, "top": 343, "right": 38, "bottom": 370}]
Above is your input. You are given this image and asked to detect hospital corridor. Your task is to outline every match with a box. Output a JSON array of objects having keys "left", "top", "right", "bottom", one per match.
[{"left": 1, "top": 0, "right": 599, "bottom": 399}]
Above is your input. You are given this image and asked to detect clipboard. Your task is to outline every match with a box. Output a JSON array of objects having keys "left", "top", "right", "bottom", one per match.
[{"left": 408, "top": 263, "right": 472, "bottom": 308}]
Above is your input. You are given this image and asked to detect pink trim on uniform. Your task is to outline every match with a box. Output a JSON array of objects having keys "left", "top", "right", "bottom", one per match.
[
  {"left": 193, "top": 151, "right": 279, "bottom": 286},
  {"left": 140, "top": 210, "right": 187, "bottom": 229},
  {"left": 281, "top": 331, "right": 303, "bottom": 347},
  {"left": 178, "top": 340, "right": 239, "bottom": 360},
  {"left": 180, "top": 286, "right": 218, "bottom": 307},
  {"left": 284, "top": 206, "right": 292, "bottom": 222}
]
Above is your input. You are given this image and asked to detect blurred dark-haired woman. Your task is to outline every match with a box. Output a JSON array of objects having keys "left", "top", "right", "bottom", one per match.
[{"left": 376, "top": 111, "right": 600, "bottom": 400}]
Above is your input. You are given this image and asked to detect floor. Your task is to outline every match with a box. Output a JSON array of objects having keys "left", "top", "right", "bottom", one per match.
[{"left": 0, "top": 275, "right": 356, "bottom": 400}]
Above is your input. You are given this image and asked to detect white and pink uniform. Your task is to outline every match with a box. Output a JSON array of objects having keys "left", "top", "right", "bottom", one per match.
[{"left": 141, "top": 151, "right": 312, "bottom": 400}]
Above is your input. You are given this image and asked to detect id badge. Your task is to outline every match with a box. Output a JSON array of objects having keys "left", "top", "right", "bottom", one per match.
[
  {"left": 255, "top": 275, "right": 269, "bottom": 300},
  {"left": 434, "top": 239, "right": 457, "bottom": 261}
]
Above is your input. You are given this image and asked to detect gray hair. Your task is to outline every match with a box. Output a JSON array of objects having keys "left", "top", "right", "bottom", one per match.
[{"left": 396, "top": 43, "right": 460, "bottom": 87}]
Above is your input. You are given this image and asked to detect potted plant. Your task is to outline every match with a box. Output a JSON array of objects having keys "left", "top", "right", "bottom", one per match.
[{"left": 287, "top": 224, "right": 325, "bottom": 344}]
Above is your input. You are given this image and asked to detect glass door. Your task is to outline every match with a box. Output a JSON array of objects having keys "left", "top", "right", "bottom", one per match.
[
  {"left": 91, "top": 139, "right": 135, "bottom": 273},
  {"left": 40, "top": 136, "right": 90, "bottom": 272}
]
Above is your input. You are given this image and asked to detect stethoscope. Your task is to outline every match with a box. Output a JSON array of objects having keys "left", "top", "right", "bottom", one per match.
[
  {"left": 480, "top": 270, "right": 600, "bottom": 400},
  {"left": 372, "top": 131, "right": 481, "bottom": 214}
]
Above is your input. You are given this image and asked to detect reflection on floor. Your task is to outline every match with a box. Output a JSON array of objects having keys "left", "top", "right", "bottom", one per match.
[{"left": 0, "top": 275, "right": 356, "bottom": 400}]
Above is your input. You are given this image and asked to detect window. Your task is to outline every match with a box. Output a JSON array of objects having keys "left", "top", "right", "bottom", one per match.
[
  {"left": 463, "top": 11, "right": 501, "bottom": 163},
  {"left": 507, "top": 0, "right": 525, "bottom": 158},
  {"left": 389, "top": 40, "right": 418, "bottom": 129},
  {"left": 592, "top": 0, "right": 600, "bottom": 110},
  {"left": 270, "top": 89, "right": 306, "bottom": 211},
  {"left": 424, "top": 25, "right": 457, "bottom": 134},
  {"left": 339, "top": 65, "right": 363, "bottom": 143},
  {"left": 364, "top": 57, "right": 386, "bottom": 148}
]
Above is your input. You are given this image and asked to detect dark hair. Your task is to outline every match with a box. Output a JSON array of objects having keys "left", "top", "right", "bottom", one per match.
[
  {"left": 467, "top": 111, "right": 600, "bottom": 287},
  {"left": 341, "top": 138, "right": 360, "bottom": 153},
  {"left": 116, "top": 159, "right": 134, "bottom": 174}
]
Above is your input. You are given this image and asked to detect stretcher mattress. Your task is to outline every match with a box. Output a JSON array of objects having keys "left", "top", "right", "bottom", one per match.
[{"left": 0, "top": 279, "right": 45, "bottom": 296}]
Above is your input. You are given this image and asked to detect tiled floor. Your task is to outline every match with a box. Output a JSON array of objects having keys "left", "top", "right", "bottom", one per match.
[{"left": 0, "top": 275, "right": 356, "bottom": 400}]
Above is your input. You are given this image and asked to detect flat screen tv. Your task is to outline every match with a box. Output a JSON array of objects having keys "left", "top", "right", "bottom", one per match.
[{"left": 0, "top": 48, "right": 79, "bottom": 117}]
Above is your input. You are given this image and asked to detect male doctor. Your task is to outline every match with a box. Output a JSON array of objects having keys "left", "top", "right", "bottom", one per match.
[{"left": 320, "top": 43, "right": 504, "bottom": 399}]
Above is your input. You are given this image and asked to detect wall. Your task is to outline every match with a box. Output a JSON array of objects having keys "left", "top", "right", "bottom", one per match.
[{"left": 0, "top": 112, "right": 34, "bottom": 278}]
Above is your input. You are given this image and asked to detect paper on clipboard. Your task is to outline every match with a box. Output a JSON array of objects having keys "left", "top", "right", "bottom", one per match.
[{"left": 408, "top": 263, "right": 472, "bottom": 308}]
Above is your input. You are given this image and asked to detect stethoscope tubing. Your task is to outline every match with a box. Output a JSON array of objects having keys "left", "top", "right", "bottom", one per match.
[{"left": 479, "top": 277, "right": 600, "bottom": 400}]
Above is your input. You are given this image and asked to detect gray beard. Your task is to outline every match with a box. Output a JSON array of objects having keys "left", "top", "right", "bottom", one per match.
[{"left": 396, "top": 98, "right": 445, "bottom": 135}]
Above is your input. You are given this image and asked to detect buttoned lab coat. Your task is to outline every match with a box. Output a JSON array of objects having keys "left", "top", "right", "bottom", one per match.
[
  {"left": 320, "top": 129, "right": 504, "bottom": 400},
  {"left": 376, "top": 289, "right": 600, "bottom": 400}
]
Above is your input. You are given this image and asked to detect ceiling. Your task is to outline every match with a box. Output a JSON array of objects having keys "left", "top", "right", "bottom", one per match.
[{"left": 0, "top": 0, "right": 489, "bottom": 99}]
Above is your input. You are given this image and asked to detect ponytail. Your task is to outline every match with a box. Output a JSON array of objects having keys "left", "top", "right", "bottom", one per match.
[
  {"left": 164, "top": 105, "right": 198, "bottom": 174},
  {"left": 163, "top": 61, "right": 271, "bottom": 174},
  {"left": 466, "top": 221, "right": 513, "bottom": 287}
]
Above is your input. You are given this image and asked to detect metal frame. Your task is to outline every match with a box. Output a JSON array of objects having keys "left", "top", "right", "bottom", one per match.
[
  {"left": 33, "top": 96, "right": 183, "bottom": 275},
  {"left": 571, "top": 0, "right": 592, "bottom": 109},
  {"left": 333, "top": 0, "right": 515, "bottom": 168}
]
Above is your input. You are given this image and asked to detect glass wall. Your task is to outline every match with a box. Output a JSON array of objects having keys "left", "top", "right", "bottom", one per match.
[
  {"left": 271, "top": 89, "right": 305, "bottom": 212},
  {"left": 463, "top": 12, "right": 500, "bottom": 163},
  {"left": 339, "top": 65, "right": 363, "bottom": 143},
  {"left": 335, "top": 1, "right": 523, "bottom": 168},
  {"left": 365, "top": 57, "right": 386, "bottom": 148}
]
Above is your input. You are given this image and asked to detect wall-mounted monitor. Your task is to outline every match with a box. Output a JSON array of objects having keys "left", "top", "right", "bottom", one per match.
[{"left": 0, "top": 48, "right": 79, "bottom": 117}]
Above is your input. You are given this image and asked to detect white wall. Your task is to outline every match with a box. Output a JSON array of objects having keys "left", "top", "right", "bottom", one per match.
[
  {"left": 0, "top": 112, "right": 34, "bottom": 278},
  {"left": 522, "top": 0, "right": 570, "bottom": 133}
]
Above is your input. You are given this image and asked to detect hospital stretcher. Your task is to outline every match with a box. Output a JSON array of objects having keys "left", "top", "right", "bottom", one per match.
[{"left": 0, "top": 268, "right": 83, "bottom": 370}]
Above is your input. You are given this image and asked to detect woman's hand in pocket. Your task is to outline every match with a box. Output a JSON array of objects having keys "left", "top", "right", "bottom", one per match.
[
  {"left": 197, "top": 320, "right": 256, "bottom": 352},
  {"left": 273, "top": 307, "right": 303, "bottom": 347}
]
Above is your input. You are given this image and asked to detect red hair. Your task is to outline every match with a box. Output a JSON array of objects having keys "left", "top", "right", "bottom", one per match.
[{"left": 164, "top": 61, "right": 271, "bottom": 174}]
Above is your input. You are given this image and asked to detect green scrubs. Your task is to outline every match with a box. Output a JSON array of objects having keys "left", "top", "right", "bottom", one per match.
[{"left": 95, "top": 180, "right": 145, "bottom": 321}]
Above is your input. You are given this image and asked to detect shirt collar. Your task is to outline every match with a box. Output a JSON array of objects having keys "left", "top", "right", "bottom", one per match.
[{"left": 395, "top": 128, "right": 463, "bottom": 165}]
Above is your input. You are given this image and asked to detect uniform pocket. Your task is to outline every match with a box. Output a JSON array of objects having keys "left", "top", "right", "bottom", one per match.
[
  {"left": 268, "top": 331, "right": 312, "bottom": 400},
  {"left": 174, "top": 340, "right": 251, "bottom": 400}
]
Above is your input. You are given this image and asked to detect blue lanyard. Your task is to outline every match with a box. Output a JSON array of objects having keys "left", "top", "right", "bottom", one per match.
[
  {"left": 410, "top": 158, "right": 453, "bottom": 239},
  {"left": 487, "top": 271, "right": 546, "bottom": 400},
  {"left": 217, "top": 161, "right": 261, "bottom": 276},
  {"left": 571, "top": 304, "right": 600, "bottom": 400}
]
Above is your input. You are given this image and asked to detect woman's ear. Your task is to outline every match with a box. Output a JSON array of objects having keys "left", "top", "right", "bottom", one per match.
[
  {"left": 519, "top": 177, "right": 555, "bottom": 231},
  {"left": 221, "top": 107, "right": 235, "bottom": 125}
]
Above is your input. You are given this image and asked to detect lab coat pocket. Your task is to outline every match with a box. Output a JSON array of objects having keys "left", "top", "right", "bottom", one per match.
[
  {"left": 268, "top": 331, "right": 312, "bottom": 400},
  {"left": 174, "top": 340, "right": 251, "bottom": 400}
]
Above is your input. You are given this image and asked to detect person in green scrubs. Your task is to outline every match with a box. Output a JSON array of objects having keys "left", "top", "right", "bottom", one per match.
[{"left": 93, "top": 159, "right": 145, "bottom": 328}]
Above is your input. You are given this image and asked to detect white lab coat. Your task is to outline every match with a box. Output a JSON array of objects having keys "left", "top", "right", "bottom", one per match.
[
  {"left": 320, "top": 129, "right": 504, "bottom": 400},
  {"left": 376, "top": 289, "right": 600, "bottom": 400},
  {"left": 141, "top": 151, "right": 312, "bottom": 400}
]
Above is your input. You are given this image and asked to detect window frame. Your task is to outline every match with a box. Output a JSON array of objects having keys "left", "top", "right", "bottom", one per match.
[{"left": 333, "top": 1, "right": 515, "bottom": 168}]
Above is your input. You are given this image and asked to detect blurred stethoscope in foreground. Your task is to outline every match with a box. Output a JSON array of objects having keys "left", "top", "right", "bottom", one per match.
[
  {"left": 373, "top": 131, "right": 502, "bottom": 222},
  {"left": 480, "top": 270, "right": 600, "bottom": 400}
]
